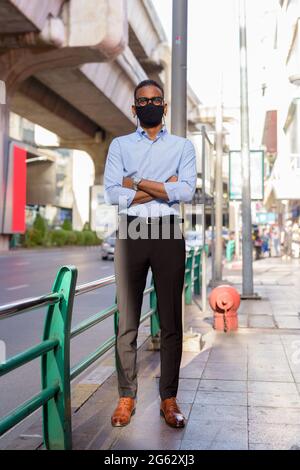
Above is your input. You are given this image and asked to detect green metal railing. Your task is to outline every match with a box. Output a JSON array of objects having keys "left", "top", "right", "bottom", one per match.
[
  {"left": 0, "top": 247, "right": 202, "bottom": 450},
  {"left": 185, "top": 246, "right": 208, "bottom": 303}
]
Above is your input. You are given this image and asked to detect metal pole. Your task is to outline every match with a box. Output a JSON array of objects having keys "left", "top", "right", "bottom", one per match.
[
  {"left": 201, "top": 126, "right": 207, "bottom": 313},
  {"left": 171, "top": 0, "right": 188, "bottom": 329},
  {"left": 239, "top": 0, "right": 254, "bottom": 295},
  {"left": 171, "top": 0, "right": 188, "bottom": 138},
  {"left": 234, "top": 200, "right": 240, "bottom": 259},
  {"left": 214, "top": 74, "right": 223, "bottom": 282},
  {"left": 211, "top": 199, "right": 216, "bottom": 284},
  {"left": 0, "top": 86, "right": 9, "bottom": 241}
]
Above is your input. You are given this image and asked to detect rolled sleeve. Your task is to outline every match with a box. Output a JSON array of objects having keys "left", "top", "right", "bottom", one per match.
[
  {"left": 104, "top": 138, "right": 136, "bottom": 208},
  {"left": 164, "top": 139, "right": 197, "bottom": 203}
]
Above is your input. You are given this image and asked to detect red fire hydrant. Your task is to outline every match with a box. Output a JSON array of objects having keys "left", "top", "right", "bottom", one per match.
[{"left": 209, "top": 285, "right": 240, "bottom": 332}]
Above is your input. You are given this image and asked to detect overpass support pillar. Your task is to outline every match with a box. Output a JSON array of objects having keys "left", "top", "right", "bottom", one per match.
[
  {"left": 0, "top": 56, "right": 21, "bottom": 251},
  {"left": 0, "top": 98, "right": 10, "bottom": 251}
]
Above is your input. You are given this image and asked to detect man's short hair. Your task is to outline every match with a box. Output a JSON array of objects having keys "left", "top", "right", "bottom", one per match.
[{"left": 134, "top": 79, "right": 164, "bottom": 101}]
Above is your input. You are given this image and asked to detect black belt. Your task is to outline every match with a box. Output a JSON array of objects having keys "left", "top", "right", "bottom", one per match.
[{"left": 119, "top": 214, "right": 184, "bottom": 225}]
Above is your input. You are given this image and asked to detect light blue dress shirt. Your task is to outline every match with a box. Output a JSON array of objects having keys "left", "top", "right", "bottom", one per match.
[{"left": 103, "top": 125, "right": 197, "bottom": 216}]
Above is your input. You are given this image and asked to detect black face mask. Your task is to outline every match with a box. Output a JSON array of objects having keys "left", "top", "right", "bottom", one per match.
[{"left": 135, "top": 104, "right": 164, "bottom": 128}]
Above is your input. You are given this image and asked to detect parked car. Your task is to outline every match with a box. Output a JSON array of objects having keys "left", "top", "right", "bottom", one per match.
[
  {"left": 185, "top": 231, "right": 203, "bottom": 251},
  {"left": 206, "top": 227, "right": 229, "bottom": 255},
  {"left": 101, "top": 233, "right": 116, "bottom": 260},
  {"left": 185, "top": 230, "right": 214, "bottom": 256}
]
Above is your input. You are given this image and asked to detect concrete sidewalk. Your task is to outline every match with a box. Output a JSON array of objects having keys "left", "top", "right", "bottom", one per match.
[
  {"left": 5, "top": 257, "right": 300, "bottom": 450},
  {"left": 69, "top": 257, "right": 300, "bottom": 450}
]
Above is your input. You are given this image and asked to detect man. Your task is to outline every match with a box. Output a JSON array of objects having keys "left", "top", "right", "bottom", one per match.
[
  {"left": 104, "top": 79, "right": 197, "bottom": 429},
  {"left": 271, "top": 225, "right": 280, "bottom": 257},
  {"left": 281, "top": 220, "right": 293, "bottom": 260}
]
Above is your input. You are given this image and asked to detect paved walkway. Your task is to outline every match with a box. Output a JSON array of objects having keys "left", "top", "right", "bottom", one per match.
[
  {"left": 68, "top": 257, "right": 300, "bottom": 450},
  {"left": 5, "top": 257, "right": 300, "bottom": 450}
]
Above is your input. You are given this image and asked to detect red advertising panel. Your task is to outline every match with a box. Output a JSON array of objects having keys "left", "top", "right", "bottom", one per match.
[
  {"left": 3, "top": 144, "right": 27, "bottom": 234},
  {"left": 12, "top": 146, "right": 26, "bottom": 232}
]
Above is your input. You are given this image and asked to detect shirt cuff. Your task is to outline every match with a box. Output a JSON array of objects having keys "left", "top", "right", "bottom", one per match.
[
  {"left": 164, "top": 182, "right": 180, "bottom": 203},
  {"left": 104, "top": 187, "right": 136, "bottom": 208},
  {"left": 117, "top": 188, "right": 136, "bottom": 209},
  {"left": 125, "top": 188, "right": 137, "bottom": 207}
]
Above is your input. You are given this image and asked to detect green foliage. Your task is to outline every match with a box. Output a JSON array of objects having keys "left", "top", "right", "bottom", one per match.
[
  {"left": 82, "top": 221, "right": 91, "bottom": 231},
  {"left": 24, "top": 228, "right": 44, "bottom": 247},
  {"left": 22, "top": 216, "right": 102, "bottom": 248},
  {"left": 82, "top": 230, "right": 95, "bottom": 245},
  {"left": 33, "top": 214, "right": 47, "bottom": 238},
  {"left": 72, "top": 231, "right": 83, "bottom": 245},
  {"left": 50, "top": 230, "right": 67, "bottom": 247},
  {"left": 62, "top": 219, "right": 72, "bottom": 231},
  {"left": 65, "top": 230, "right": 77, "bottom": 245},
  {"left": 93, "top": 232, "right": 102, "bottom": 245}
]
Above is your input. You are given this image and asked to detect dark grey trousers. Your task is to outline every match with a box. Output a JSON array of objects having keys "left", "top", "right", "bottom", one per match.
[{"left": 114, "top": 217, "right": 186, "bottom": 401}]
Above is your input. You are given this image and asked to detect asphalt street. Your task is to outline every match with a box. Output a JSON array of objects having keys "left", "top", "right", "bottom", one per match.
[{"left": 0, "top": 246, "right": 151, "bottom": 444}]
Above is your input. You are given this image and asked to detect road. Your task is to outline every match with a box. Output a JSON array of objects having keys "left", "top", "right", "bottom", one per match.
[{"left": 0, "top": 246, "right": 151, "bottom": 446}]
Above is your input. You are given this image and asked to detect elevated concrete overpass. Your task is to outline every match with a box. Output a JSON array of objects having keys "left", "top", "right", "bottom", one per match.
[{"left": 0, "top": 0, "right": 203, "bottom": 250}]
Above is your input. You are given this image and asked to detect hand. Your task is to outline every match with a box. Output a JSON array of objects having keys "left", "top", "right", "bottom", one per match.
[
  {"left": 122, "top": 177, "right": 134, "bottom": 189},
  {"left": 167, "top": 175, "right": 178, "bottom": 182}
]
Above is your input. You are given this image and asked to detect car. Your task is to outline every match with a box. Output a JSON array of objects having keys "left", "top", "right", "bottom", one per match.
[
  {"left": 101, "top": 233, "right": 116, "bottom": 260},
  {"left": 185, "top": 230, "right": 203, "bottom": 251},
  {"left": 185, "top": 229, "right": 214, "bottom": 256}
]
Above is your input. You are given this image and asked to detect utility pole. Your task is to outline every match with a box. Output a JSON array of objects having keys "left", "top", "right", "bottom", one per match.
[
  {"left": 214, "top": 75, "right": 223, "bottom": 283},
  {"left": 239, "top": 0, "right": 254, "bottom": 296},
  {"left": 0, "top": 80, "right": 8, "bottom": 251},
  {"left": 234, "top": 200, "right": 240, "bottom": 259},
  {"left": 171, "top": 0, "right": 188, "bottom": 137},
  {"left": 201, "top": 126, "right": 207, "bottom": 313},
  {"left": 171, "top": 0, "right": 189, "bottom": 333}
]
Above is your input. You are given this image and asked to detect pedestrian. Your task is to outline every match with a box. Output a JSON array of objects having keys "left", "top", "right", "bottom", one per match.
[
  {"left": 253, "top": 229, "right": 262, "bottom": 260},
  {"left": 104, "top": 80, "right": 197, "bottom": 429},
  {"left": 292, "top": 222, "right": 300, "bottom": 258},
  {"left": 262, "top": 229, "right": 271, "bottom": 257},
  {"left": 271, "top": 225, "right": 280, "bottom": 257},
  {"left": 281, "top": 220, "right": 293, "bottom": 260},
  {"left": 226, "top": 231, "right": 235, "bottom": 262}
]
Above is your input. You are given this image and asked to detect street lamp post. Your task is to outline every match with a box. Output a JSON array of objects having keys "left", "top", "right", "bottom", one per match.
[
  {"left": 171, "top": 0, "right": 188, "bottom": 138},
  {"left": 239, "top": 0, "right": 254, "bottom": 296},
  {"left": 214, "top": 75, "right": 224, "bottom": 283},
  {"left": 171, "top": 0, "right": 188, "bottom": 331}
]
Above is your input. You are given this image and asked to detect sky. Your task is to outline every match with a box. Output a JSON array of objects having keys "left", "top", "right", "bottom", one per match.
[{"left": 151, "top": 0, "right": 278, "bottom": 108}]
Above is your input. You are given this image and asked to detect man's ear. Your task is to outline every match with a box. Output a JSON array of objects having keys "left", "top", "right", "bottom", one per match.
[
  {"left": 132, "top": 104, "right": 136, "bottom": 118},
  {"left": 164, "top": 102, "right": 168, "bottom": 115}
]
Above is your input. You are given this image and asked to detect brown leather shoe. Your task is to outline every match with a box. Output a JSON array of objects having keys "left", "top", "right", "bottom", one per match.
[
  {"left": 111, "top": 397, "right": 136, "bottom": 427},
  {"left": 160, "top": 397, "right": 186, "bottom": 428}
]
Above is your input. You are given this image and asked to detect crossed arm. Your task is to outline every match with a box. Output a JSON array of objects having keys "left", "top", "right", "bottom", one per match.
[
  {"left": 103, "top": 138, "right": 196, "bottom": 208},
  {"left": 123, "top": 176, "right": 178, "bottom": 206}
]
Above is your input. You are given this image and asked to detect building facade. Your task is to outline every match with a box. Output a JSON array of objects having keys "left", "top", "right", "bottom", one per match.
[{"left": 263, "top": 0, "right": 300, "bottom": 225}]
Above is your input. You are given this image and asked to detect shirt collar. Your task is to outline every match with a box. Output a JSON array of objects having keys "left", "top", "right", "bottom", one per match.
[{"left": 136, "top": 125, "right": 168, "bottom": 141}]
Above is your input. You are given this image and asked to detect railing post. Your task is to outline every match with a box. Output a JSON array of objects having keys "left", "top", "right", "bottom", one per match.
[
  {"left": 150, "top": 276, "right": 160, "bottom": 350},
  {"left": 114, "top": 294, "right": 120, "bottom": 370},
  {"left": 201, "top": 244, "right": 208, "bottom": 313},
  {"left": 185, "top": 248, "right": 193, "bottom": 304},
  {"left": 193, "top": 248, "right": 201, "bottom": 295},
  {"left": 114, "top": 294, "right": 119, "bottom": 336},
  {"left": 42, "top": 265, "right": 77, "bottom": 450}
]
